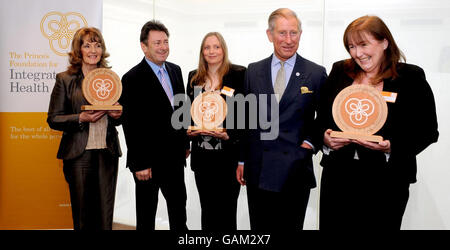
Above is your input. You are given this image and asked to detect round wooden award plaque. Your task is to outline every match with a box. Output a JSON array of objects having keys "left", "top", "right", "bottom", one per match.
[
  {"left": 330, "top": 84, "right": 387, "bottom": 142},
  {"left": 190, "top": 91, "right": 227, "bottom": 131},
  {"left": 81, "top": 68, "right": 122, "bottom": 110}
]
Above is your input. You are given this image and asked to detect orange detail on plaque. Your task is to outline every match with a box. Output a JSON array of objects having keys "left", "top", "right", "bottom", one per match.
[
  {"left": 331, "top": 84, "right": 387, "bottom": 142},
  {"left": 81, "top": 68, "right": 122, "bottom": 110},
  {"left": 189, "top": 91, "right": 227, "bottom": 132}
]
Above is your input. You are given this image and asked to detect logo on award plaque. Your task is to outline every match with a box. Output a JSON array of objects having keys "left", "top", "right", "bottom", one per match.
[
  {"left": 330, "top": 84, "right": 387, "bottom": 142},
  {"left": 81, "top": 68, "right": 122, "bottom": 111},
  {"left": 189, "top": 91, "right": 227, "bottom": 132}
]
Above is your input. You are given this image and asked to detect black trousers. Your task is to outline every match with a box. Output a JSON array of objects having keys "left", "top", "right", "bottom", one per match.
[
  {"left": 193, "top": 152, "right": 240, "bottom": 231},
  {"left": 246, "top": 183, "right": 311, "bottom": 230},
  {"left": 319, "top": 159, "right": 410, "bottom": 230},
  {"left": 133, "top": 164, "right": 187, "bottom": 230},
  {"left": 63, "top": 149, "right": 118, "bottom": 230}
]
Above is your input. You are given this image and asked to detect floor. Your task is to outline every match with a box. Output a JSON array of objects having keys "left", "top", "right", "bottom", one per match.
[{"left": 112, "top": 222, "right": 136, "bottom": 230}]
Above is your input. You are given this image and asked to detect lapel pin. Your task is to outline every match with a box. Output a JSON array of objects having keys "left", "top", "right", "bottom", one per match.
[{"left": 296, "top": 72, "right": 300, "bottom": 77}]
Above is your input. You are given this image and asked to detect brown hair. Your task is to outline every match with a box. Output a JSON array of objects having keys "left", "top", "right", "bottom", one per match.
[
  {"left": 190, "top": 32, "right": 231, "bottom": 88},
  {"left": 140, "top": 20, "right": 169, "bottom": 44},
  {"left": 67, "top": 27, "right": 110, "bottom": 74},
  {"left": 343, "top": 15, "right": 405, "bottom": 84}
]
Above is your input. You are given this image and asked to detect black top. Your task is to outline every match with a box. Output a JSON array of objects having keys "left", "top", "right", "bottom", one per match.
[
  {"left": 316, "top": 60, "right": 439, "bottom": 183},
  {"left": 186, "top": 64, "right": 246, "bottom": 170}
]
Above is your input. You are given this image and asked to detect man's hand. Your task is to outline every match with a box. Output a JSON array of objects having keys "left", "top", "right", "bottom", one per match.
[
  {"left": 186, "top": 149, "right": 191, "bottom": 159},
  {"left": 300, "top": 142, "right": 313, "bottom": 150},
  {"left": 236, "top": 164, "right": 246, "bottom": 186},
  {"left": 135, "top": 168, "right": 152, "bottom": 181}
]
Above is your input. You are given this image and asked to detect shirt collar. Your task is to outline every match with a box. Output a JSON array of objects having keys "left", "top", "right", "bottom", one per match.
[
  {"left": 144, "top": 57, "right": 166, "bottom": 75},
  {"left": 271, "top": 53, "right": 297, "bottom": 67}
]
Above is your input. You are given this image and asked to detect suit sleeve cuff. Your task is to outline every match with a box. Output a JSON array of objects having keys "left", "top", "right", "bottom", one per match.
[{"left": 303, "top": 140, "right": 315, "bottom": 151}]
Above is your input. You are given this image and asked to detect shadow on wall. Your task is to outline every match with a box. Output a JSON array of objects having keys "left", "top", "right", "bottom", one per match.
[{"left": 439, "top": 46, "right": 450, "bottom": 73}]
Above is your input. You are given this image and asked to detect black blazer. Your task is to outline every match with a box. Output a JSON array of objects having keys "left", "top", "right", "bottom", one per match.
[
  {"left": 317, "top": 60, "right": 439, "bottom": 183},
  {"left": 47, "top": 70, "right": 122, "bottom": 160},
  {"left": 120, "top": 58, "right": 188, "bottom": 172},
  {"left": 243, "top": 54, "right": 327, "bottom": 192},
  {"left": 186, "top": 64, "right": 246, "bottom": 171}
]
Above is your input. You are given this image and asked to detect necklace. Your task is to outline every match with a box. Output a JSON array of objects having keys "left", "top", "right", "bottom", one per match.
[{"left": 204, "top": 78, "right": 221, "bottom": 92}]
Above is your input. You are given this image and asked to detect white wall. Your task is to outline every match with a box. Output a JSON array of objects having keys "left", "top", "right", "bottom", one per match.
[{"left": 104, "top": 0, "right": 450, "bottom": 229}]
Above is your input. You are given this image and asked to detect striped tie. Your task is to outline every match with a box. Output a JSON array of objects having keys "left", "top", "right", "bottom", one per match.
[{"left": 159, "top": 67, "right": 173, "bottom": 107}]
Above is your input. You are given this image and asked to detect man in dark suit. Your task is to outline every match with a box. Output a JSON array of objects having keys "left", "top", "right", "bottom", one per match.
[
  {"left": 236, "top": 8, "right": 327, "bottom": 230},
  {"left": 120, "top": 20, "right": 189, "bottom": 230}
]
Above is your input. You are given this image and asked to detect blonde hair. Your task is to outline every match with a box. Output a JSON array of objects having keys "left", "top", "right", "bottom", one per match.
[
  {"left": 67, "top": 27, "right": 110, "bottom": 75},
  {"left": 190, "top": 32, "right": 231, "bottom": 88}
]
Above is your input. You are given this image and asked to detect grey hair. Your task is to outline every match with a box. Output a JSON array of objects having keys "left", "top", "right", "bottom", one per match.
[{"left": 268, "top": 8, "right": 302, "bottom": 32}]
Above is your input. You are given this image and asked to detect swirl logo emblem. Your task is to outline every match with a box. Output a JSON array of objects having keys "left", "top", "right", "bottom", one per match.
[
  {"left": 199, "top": 101, "right": 219, "bottom": 122},
  {"left": 40, "top": 12, "right": 88, "bottom": 56},
  {"left": 331, "top": 84, "right": 387, "bottom": 142},
  {"left": 344, "top": 98, "right": 375, "bottom": 126},
  {"left": 93, "top": 79, "right": 113, "bottom": 100},
  {"left": 81, "top": 68, "right": 122, "bottom": 111},
  {"left": 191, "top": 92, "right": 227, "bottom": 131}
]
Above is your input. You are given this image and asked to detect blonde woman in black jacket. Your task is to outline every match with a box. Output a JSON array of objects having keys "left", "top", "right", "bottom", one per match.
[{"left": 187, "top": 32, "right": 246, "bottom": 230}]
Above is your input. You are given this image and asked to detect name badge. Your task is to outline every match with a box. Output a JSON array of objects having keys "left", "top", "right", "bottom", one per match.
[
  {"left": 381, "top": 91, "right": 397, "bottom": 103},
  {"left": 221, "top": 86, "right": 235, "bottom": 97}
]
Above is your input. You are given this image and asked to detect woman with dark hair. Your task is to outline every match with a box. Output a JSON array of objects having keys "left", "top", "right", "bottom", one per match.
[
  {"left": 317, "top": 15, "right": 439, "bottom": 229},
  {"left": 47, "top": 27, "right": 122, "bottom": 230},
  {"left": 186, "top": 32, "right": 245, "bottom": 230}
]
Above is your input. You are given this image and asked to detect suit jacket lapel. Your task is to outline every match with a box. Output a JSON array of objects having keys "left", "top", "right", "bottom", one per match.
[
  {"left": 258, "top": 56, "right": 274, "bottom": 95},
  {"left": 257, "top": 56, "right": 275, "bottom": 121},
  {"left": 382, "top": 77, "right": 399, "bottom": 94},
  {"left": 165, "top": 63, "right": 181, "bottom": 95},
  {"left": 140, "top": 58, "right": 159, "bottom": 85},
  {"left": 140, "top": 58, "right": 174, "bottom": 108}
]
